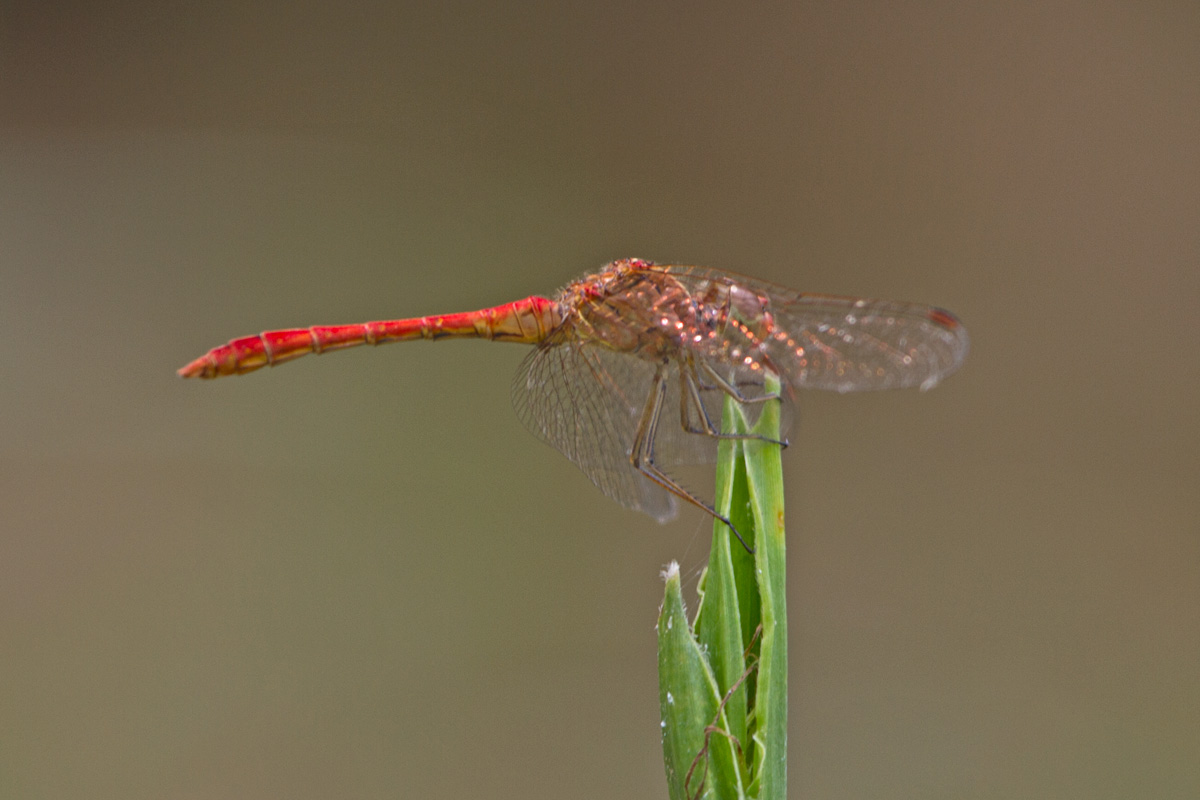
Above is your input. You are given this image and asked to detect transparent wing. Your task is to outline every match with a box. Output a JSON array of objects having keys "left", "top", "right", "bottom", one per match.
[
  {"left": 512, "top": 329, "right": 681, "bottom": 522},
  {"left": 761, "top": 294, "right": 969, "bottom": 392},
  {"left": 660, "top": 264, "right": 970, "bottom": 393}
]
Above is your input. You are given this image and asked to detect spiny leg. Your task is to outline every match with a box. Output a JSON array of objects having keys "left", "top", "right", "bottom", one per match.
[
  {"left": 632, "top": 367, "right": 754, "bottom": 553},
  {"left": 679, "top": 366, "right": 779, "bottom": 444},
  {"left": 680, "top": 359, "right": 788, "bottom": 448},
  {"left": 693, "top": 370, "right": 767, "bottom": 396},
  {"left": 698, "top": 359, "right": 780, "bottom": 405}
]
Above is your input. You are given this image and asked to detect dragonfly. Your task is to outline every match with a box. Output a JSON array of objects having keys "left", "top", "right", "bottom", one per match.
[{"left": 179, "top": 258, "right": 968, "bottom": 547}]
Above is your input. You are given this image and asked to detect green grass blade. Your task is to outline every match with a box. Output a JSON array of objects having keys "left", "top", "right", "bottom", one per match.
[
  {"left": 744, "top": 375, "right": 787, "bottom": 800},
  {"left": 658, "top": 563, "right": 744, "bottom": 800},
  {"left": 659, "top": 374, "right": 787, "bottom": 799},
  {"left": 693, "top": 425, "right": 751, "bottom": 753}
]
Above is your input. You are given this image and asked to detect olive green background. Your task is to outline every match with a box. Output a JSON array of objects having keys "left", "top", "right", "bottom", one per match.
[{"left": 2, "top": 3, "right": 1197, "bottom": 798}]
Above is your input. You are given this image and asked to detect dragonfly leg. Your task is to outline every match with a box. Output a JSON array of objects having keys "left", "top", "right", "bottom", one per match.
[
  {"left": 694, "top": 372, "right": 767, "bottom": 394},
  {"left": 682, "top": 361, "right": 789, "bottom": 448},
  {"left": 632, "top": 367, "right": 754, "bottom": 554},
  {"left": 679, "top": 366, "right": 779, "bottom": 444},
  {"left": 698, "top": 359, "right": 780, "bottom": 405}
]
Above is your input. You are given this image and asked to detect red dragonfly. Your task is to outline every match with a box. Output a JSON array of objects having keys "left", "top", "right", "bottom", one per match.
[{"left": 180, "top": 259, "right": 968, "bottom": 544}]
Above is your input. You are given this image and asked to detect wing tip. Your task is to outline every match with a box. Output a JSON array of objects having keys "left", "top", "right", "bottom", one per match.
[
  {"left": 928, "top": 306, "right": 970, "bottom": 370},
  {"left": 927, "top": 307, "right": 963, "bottom": 331}
]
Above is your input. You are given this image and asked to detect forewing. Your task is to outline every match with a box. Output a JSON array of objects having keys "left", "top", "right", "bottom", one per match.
[
  {"left": 511, "top": 330, "right": 678, "bottom": 522},
  {"left": 660, "top": 265, "right": 969, "bottom": 393},
  {"left": 765, "top": 294, "right": 969, "bottom": 392}
]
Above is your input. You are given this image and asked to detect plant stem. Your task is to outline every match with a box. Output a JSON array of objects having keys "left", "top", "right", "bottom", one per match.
[
  {"left": 658, "top": 375, "right": 786, "bottom": 800},
  {"left": 745, "top": 376, "right": 786, "bottom": 800}
]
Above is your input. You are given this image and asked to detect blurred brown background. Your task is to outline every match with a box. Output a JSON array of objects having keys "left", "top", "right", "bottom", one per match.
[{"left": 2, "top": 2, "right": 1197, "bottom": 798}]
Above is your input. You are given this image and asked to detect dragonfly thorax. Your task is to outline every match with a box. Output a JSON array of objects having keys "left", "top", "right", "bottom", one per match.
[{"left": 562, "top": 262, "right": 721, "bottom": 362}]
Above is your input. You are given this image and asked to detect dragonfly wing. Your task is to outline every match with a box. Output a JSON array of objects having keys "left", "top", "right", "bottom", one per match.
[
  {"left": 512, "top": 331, "right": 679, "bottom": 523},
  {"left": 658, "top": 265, "right": 969, "bottom": 393},
  {"left": 764, "top": 294, "right": 969, "bottom": 392}
]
